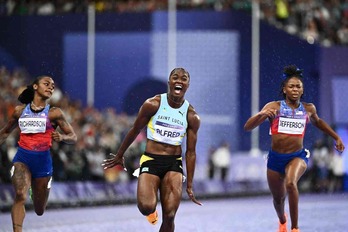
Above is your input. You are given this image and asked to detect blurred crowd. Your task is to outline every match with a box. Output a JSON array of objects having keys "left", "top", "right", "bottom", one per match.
[
  {"left": 0, "top": 0, "right": 347, "bottom": 46},
  {"left": 300, "top": 134, "right": 345, "bottom": 193},
  {"left": 0, "top": 66, "right": 145, "bottom": 184},
  {"left": 207, "top": 141, "right": 231, "bottom": 182},
  {"left": 0, "top": 66, "right": 344, "bottom": 194}
]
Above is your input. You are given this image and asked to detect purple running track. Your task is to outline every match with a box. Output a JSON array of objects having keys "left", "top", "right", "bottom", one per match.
[{"left": 0, "top": 193, "right": 347, "bottom": 232}]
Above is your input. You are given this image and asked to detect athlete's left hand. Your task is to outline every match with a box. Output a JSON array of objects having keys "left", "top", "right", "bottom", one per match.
[
  {"left": 335, "top": 138, "right": 345, "bottom": 153},
  {"left": 52, "top": 131, "right": 63, "bottom": 142},
  {"left": 186, "top": 187, "right": 202, "bottom": 206}
]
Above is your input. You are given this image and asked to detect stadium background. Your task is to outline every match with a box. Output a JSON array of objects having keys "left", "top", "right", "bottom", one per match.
[{"left": 0, "top": 4, "right": 348, "bottom": 211}]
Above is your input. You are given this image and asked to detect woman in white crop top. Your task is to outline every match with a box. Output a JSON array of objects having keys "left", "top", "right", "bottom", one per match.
[{"left": 103, "top": 68, "right": 201, "bottom": 232}]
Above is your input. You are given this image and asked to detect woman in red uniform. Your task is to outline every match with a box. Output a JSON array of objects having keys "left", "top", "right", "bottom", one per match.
[
  {"left": 0, "top": 75, "right": 77, "bottom": 232},
  {"left": 244, "top": 65, "right": 344, "bottom": 232}
]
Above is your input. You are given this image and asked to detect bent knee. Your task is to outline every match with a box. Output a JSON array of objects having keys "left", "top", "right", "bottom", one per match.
[
  {"left": 285, "top": 181, "right": 298, "bottom": 192},
  {"left": 14, "top": 191, "right": 28, "bottom": 203},
  {"left": 137, "top": 203, "right": 156, "bottom": 216}
]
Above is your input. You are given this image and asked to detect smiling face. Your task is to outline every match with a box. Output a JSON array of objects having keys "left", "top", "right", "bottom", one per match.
[
  {"left": 283, "top": 77, "right": 303, "bottom": 101},
  {"left": 33, "top": 76, "right": 55, "bottom": 100},
  {"left": 168, "top": 68, "right": 190, "bottom": 99}
]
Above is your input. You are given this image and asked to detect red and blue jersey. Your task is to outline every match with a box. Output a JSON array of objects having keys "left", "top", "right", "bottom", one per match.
[
  {"left": 18, "top": 104, "right": 54, "bottom": 151},
  {"left": 270, "top": 100, "right": 309, "bottom": 137}
]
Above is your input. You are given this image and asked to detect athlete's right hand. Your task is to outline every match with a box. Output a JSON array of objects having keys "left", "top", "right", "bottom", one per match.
[
  {"left": 102, "top": 153, "right": 127, "bottom": 171},
  {"left": 186, "top": 187, "right": 202, "bottom": 206},
  {"left": 259, "top": 108, "right": 278, "bottom": 118}
]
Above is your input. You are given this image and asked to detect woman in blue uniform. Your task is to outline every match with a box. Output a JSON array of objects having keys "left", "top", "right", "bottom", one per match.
[
  {"left": 0, "top": 75, "right": 77, "bottom": 232},
  {"left": 244, "top": 65, "right": 344, "bottom": 232},
  {"left": 102, "top": 68, "right": 201, "bottom": 232}
]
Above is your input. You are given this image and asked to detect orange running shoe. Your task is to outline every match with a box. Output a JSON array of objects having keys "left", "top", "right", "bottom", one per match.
[
  {"left": 146, "top": 210, "right": 158, "bottom": 225},
  {"left": 278, "top": 214, "right": 288, "bottom": 232},
  {"left": 291, "top": 229, "right": 300, "bottom": 232}
]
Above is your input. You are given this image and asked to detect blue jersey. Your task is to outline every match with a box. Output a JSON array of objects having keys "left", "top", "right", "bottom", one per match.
[
  {"left": 270, "top": 100, "right": 308, "bottom": 137},
  {"left": 147, "top": 93, "right": 189, "bottom": 145}
]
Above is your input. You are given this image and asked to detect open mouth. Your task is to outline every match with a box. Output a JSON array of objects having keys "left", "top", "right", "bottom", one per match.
[{"left": 174, "top": 85, "right": 182, "bottom": 94}]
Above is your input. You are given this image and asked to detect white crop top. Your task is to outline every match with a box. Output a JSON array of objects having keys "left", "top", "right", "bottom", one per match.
[{"left": 147, "top": 93, "right": 189, "bottom": 145}]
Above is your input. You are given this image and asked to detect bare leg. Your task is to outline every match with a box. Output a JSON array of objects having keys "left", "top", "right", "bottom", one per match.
[
  {"left": 267, "top": 169, "right": 287, "bottom": 224},
  {"left": 159, "top": 171, "right": 182, "bottom": 232},
  {"left": 285, "top": 158, "right": 307, "bottom": 230},
  {"left": 11, "top": 163, "right": 31, "bottom": 232},
  {"left": 137, "top": 173, "right": 160, "bottom": 216},
  {"left": 31, "top": 176, "right": 52, "bottom": 216}
]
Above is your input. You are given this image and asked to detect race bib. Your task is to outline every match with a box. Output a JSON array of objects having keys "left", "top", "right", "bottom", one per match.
[
  {"left": 278, "top": 117, "right": 306, "bottom": 135},
  {"left": 153, "top": 121, "right": 184, "bottom": 144},
  {"left": 19, "top": 117, "right": 47, "bottom": 133}
]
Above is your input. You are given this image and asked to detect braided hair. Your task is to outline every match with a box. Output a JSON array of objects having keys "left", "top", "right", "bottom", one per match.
[{"left": 280, "top": 65, "right": 304, "bottom": 99}]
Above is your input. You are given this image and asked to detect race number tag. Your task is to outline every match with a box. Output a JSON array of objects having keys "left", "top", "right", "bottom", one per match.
[
  {"left": 19, "top": 117, "right": 47, "bottom": 133},
  {"left": 278, "top": 117, "right": 306, "bottom": 135}
]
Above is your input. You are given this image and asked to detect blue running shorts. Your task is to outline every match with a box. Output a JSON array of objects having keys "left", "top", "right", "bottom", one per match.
[
  {"left": 12, "top": 146, "right": 53, "bottom": 178},
  {"left": 267, "top": 149, "right": 310, "bottom": 174}
]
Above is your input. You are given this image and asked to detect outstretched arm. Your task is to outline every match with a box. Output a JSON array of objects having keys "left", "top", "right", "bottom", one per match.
[
  {"left": 244, "top": 101, "right": 279, "bottom": 131},
  {"left": 306, "top": 103, "right": 345, "bottom": 152},
  {"left": 102, "top": 96, "right": 160, "bottom": 170},
  {"left": 0, "top": 106, "right": 23, "bottom": 145},
  {"left": 185, "top": 106, "right": 202, "bottom": 206}
]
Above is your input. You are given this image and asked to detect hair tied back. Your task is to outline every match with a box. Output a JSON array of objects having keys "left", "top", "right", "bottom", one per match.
[
  {"left": 295, "top": 68, "right": 303, "bottom": 77},
  {"left": 282, "top": 66, "right": 303, "bottom": 79}
]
